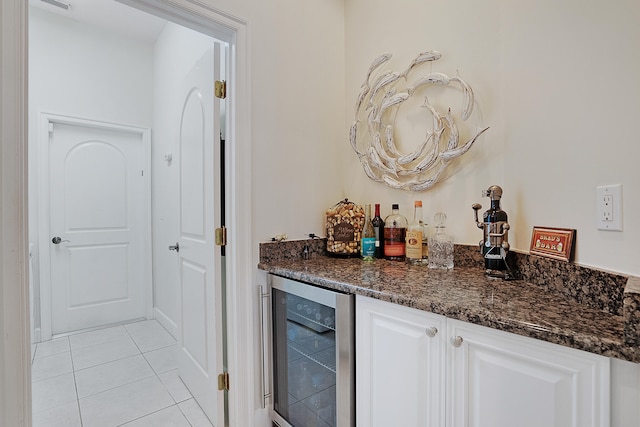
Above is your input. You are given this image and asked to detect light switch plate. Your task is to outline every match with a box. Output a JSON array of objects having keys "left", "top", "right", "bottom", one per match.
[{"left": 596, "top": 184, "right": 622, "bottom": 231}]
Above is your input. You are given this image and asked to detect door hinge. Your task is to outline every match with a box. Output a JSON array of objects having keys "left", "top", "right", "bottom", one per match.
[
  {"left": 218, "top": 372, "right": 230, "bottom": 391},
  {"left": 215, "top": 226, "right": 227, "bottom": 246},
  {"left": 215, "top": 80, "right": 227, "bottom": 99}
]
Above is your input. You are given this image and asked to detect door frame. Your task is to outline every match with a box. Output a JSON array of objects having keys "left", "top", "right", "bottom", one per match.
[
  {"left": 0, "top": 1, "right": 253, "bottom": 426},
  {"left": 37, "top": 113, "right": 153, "bottom": 341}
]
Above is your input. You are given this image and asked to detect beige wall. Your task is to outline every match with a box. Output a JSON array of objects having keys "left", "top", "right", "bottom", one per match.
[
  {"left": 344, "top": 0, "right": 640, "bottom": 275},
  {"left": 223, "top": 0, "right": 347, "bottom": 243}
]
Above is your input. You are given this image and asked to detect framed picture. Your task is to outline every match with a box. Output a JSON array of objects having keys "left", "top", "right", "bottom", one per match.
[{"left": 529, "top": 226, "right": 576, "bottom": 262}]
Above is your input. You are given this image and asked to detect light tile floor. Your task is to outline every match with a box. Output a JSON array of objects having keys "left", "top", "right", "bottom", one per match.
[{"left": 31, "top": 320, "right": 214, "bottom": 427}]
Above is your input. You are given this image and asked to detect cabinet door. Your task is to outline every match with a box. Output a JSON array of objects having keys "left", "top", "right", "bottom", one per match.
[
  {"left": 446, "top": 319, "right": 610, "bottom": 427},
  {"left": 356, "top": 296, "right": 446, "bottom": 427}
]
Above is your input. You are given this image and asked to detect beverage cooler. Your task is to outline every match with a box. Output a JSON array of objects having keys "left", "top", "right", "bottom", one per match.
[{"left": 266, "top": 274, "right": 355, "bottom": 427}]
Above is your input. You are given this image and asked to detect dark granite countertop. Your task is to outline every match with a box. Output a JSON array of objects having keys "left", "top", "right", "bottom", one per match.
[{"left": 259, "top": 239, "right": 640, "bottom": 363}]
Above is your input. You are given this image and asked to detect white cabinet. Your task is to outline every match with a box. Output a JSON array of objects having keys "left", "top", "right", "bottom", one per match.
[
  {"left": 356, "top": 296, "right": 611, "bottom": 427},
  {"left": 447, "top": 318, "right": 610, "bottom": 427},
  {"left": 356, "top": 295, "right": 446, "bottom": 427}
]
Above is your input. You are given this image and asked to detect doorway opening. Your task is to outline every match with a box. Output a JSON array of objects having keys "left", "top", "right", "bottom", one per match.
[{"left": 28, "top": 0, "right": 234, "bottom": 425}]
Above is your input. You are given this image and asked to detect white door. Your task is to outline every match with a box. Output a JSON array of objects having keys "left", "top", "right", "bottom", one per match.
[
  {"left": 48, "top": 122, "right": 146, "bottom": 335},
  {"left": 356, "top": 296, "right": 446, "bottom": 427},
  {"left": 176, "top": 44, "right": 224, "bottom": 425},
  {"left": 446, "top": 319, "right": 610, "bottom": 427}
]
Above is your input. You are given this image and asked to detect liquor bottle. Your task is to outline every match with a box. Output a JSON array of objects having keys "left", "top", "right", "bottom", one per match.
[
  {"left": 406, "top": 201, "right": 426, "bottom": 264},
  {"left": 372, "top": 203, "right": 385, "bottom": 259},
  {"left": 428, "top": 212, "right": 454, "bottom": 270},
  {"left": 383, "top": 204, "right": 407, "bottom": 261},
  {"left": 361, "top": 204, "right": 376, "bottom": 261}
]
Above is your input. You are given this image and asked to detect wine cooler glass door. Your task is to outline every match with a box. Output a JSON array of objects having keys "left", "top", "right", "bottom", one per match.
[{"left": 271, "top": 276, "right": 354, "bottom": 427}]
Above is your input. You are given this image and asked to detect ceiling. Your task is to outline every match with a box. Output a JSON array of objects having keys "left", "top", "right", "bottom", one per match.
[{"left": 29, "top": 0, "right": 168, "bottom": 44}]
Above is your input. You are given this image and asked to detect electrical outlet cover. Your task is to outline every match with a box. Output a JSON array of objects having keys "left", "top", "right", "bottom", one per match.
[{"left": 596, "top": 184, "right": 622, "bottom": 231}]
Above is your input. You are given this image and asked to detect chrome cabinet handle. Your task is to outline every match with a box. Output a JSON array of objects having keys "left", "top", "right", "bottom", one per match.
[
  {"left": 425, "top": 326, "right": 438, "bottom": 338},
  {"left": 169, "top": 242, "right": 180, "bottom": 252},
  {"left": 450, "top": 336, "right": 464, "bottom": 347}
]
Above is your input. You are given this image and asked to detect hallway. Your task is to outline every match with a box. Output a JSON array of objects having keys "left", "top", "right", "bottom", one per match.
[{"left": 31, "top": 319, "right": 213, "bottom": 427}]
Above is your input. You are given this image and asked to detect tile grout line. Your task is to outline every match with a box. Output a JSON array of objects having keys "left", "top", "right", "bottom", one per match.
[
  {"left": 69, "top": 337, "right": 84, "bottom": 427},
  {"left": 141, "top": 349, "right": 162, "bottom": 378},
  {"left": 30, "top": 337, "right": 73, "bottom": 385},
  {"left": 33, "top": 320, "right": 183, "bottom": 426},
  {"left": 129, "top": 319, "right": 199, "bottom": 426},
  {"left": 74, "top": 356, "right": 158, "bottom": 400},
  {"left": 69, "top": 325, "right": 130, "bottom": 354},
  {"left": 176, "top": 400, "right": 197, "bottom": 427},
  {"left": 123, "top": 322, "right": 145, "bottom": 355},
  {"left": 124, "top": 319, "right": 177, "bottom": 354},
  {"left": 32, "top": 336, "right": 71, "bottom": 360},
  {"left": 73, "top": 350, "right": 143, "bottom": 375},
  {"left": 114, "top": 403, "right": 187, "bottom": 427}
]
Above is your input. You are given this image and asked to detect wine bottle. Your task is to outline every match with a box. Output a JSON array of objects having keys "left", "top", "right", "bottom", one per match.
[
  {"left": 406, "top": 201, "right": 426, "bottom": 264},
  {"left": 361, "top": 204, "right": 376, "bottom": 261},
  {"left": 383, "top": 204, "right": 407, "bottom": 261},
  {"left": 372, "top": 203, "right": 385, "bottom": 259}
]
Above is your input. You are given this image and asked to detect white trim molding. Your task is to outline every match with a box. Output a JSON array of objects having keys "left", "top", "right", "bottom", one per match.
[
  {"left": 0, "top": 0, "right": 31, "bottom": 426},
  {"left": 2, "top": 1, "right": 254, "bottom": 425}
]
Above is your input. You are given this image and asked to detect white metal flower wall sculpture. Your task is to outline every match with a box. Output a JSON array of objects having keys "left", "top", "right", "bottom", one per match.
[{"left": 350, "top": 51, "right": 489, "bottom": 191}]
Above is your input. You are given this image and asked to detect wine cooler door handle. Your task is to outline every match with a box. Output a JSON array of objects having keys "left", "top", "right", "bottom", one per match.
[{"left": 258, "top": 284, "right": 271, "bottom": 408}]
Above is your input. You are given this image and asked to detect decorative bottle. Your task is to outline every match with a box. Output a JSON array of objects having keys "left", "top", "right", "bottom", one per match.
[
  {"left": 372, "top": 204, "right": 385, "bottom": 259},
  {"left": 406, "top": 201, "right": 427, "bottom": 264},
  {"left": 428, "top": 212, "right": 454, "bottom": 270},
  {"left": 384, "top": 204, "right": 407, "bottom": 261},
  {"left": 483, "top": 187, "right": 508, "bottom": 271},
  {"left": 361, "top": 204, "right": 376, "bottom": 261}
]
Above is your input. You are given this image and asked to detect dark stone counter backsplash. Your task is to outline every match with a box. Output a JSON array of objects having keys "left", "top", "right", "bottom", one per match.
[
  {"left": 394, "top": 243, "right": 627, "bottom": 316},
  {"left": 258, "top": 238, "right": 640, "bottom": 362}
]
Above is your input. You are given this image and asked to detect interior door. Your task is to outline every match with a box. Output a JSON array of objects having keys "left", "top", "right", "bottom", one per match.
[
  {"left": 48, "top": 122, "right": 146, "bottom": 335},
  {"left": 176, "top": 44, "right": 224, "bottom": 425}
]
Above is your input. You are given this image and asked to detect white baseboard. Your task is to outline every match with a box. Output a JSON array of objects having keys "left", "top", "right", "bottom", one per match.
[
  {"left": 153, "top": 307, "right": 177, "bottom": 340},
  {"left": 33, "top": 327, "right": 41, "bottom": 344}
]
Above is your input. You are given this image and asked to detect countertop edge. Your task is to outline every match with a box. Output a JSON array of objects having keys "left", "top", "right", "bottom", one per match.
[{"left": 259, "top": 262, "right": 640, "bottom": 363}]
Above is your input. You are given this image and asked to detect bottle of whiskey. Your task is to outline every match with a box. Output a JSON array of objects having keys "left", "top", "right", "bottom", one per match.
[
  {"left": 383, "top": 204, "right": 407, "bottom": 261},
  {"left": 406, "top": 201, "right": 426, "bottom": 264}
]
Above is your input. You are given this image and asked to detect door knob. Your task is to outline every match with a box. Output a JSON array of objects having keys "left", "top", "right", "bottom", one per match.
[
  {"left": 169, "top": 242, "right": 180, "bottom": 252},
  {"left": 51, "top": 236, "right": 70, "bottom": 244}
]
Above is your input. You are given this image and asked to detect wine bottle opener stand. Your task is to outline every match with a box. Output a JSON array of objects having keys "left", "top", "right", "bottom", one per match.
[{"left": 472, "top": 185, "right": 514, "bottom": 279}]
